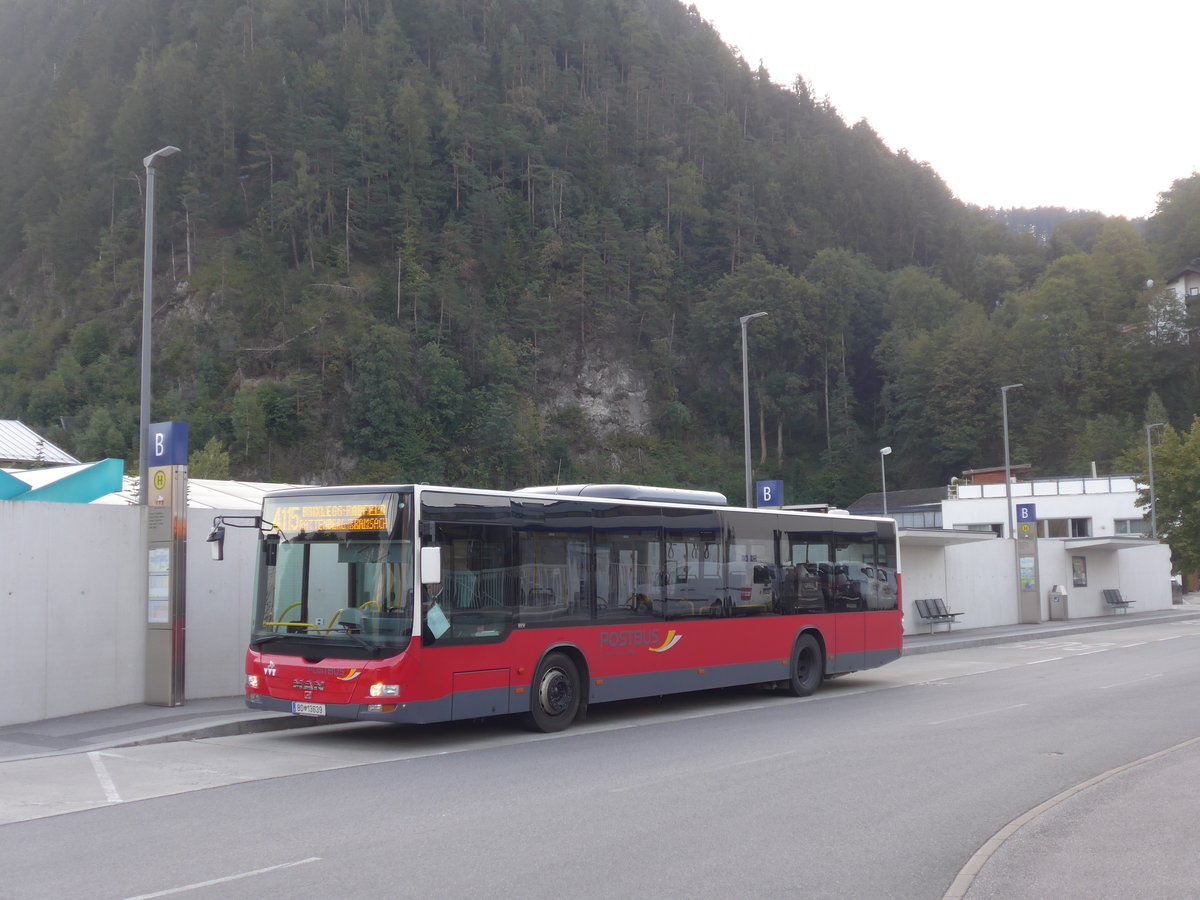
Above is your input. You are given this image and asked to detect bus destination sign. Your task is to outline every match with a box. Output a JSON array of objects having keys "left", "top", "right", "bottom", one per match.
[{"left": 265, "top": 493, "right": 398, "bottom": 536}]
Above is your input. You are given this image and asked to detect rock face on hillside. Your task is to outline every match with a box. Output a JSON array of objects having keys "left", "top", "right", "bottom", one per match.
[{"left": 545, "top": 355, "right": 650, "bottom": 437}]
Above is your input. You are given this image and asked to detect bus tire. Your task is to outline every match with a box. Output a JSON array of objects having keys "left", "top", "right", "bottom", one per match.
[
  {"left": 523, "top": 652, "right": 580, "bottom": 733},
  {"left": 785, "top": 633, "right": 823, "bottom": 697}
]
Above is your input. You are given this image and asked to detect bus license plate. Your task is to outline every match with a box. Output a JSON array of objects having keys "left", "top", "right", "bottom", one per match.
[{"left": 292, "top": 701, "right": 326, "bottom": 717}]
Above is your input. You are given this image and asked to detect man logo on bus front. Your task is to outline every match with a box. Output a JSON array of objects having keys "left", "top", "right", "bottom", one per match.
[{"left": 265, "top": 660, "right": 277, "bottom": 676}]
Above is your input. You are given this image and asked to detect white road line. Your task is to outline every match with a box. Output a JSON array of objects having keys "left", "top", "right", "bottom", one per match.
[
  {"left": 122, "top": 857, "right": 322, "bottom": 899},
  {"left": 1099, "top": 673, "right": 1165, "bottom": 690},
  {"left": 1025, "top": 657, "right": 1063, "bottom": 665},
  {"left": 610, "top": 751, "right": 794, "bottom": 792},
  {"left": 87, "top": 751, "right": 120, "bottom": 803},
  {"left": 929, "top": 703, "right": 1029, "bottom": 726}
]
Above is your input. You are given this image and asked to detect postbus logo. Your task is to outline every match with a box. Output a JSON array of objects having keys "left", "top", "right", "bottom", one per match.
[
  {"left": 599, "top": 628, "right": 682, "bottom": 652},
  {"left": 649, "top": 629, "right": 681, "bottom": 652}
]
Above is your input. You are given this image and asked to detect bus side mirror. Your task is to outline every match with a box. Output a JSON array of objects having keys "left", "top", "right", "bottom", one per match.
[{"left": 421, "top": 546, "right": 442, "bottom": 585}]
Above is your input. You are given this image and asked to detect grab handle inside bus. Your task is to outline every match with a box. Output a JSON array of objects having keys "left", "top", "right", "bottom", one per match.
[{"left": 420, "top": 546, "right": 442, "bottom": 585}]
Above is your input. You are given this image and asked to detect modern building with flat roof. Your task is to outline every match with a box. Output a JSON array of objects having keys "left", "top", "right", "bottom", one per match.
[{"left": 851, "top": 471, "right": 1172, "bottom": 633}]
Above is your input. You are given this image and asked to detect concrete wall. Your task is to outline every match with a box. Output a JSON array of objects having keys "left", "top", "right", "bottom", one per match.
[
  {"left": 902, "top": 539, "right": 1018, "bottom": 635},
  {"left": 0, "top": 501, "right": 144, "bottom": 726},
  {"left": 1035, "top": 541, "right": 1172, "bottom": 619},
  {"left": 901, "top": 536, "right": 1173, "bottom": 635},
  {"left": 184, "top": 508, "right": 260, "bottom": 699},
  {"left": 0, "top": 502, "right": 262, "bottom": 727}
]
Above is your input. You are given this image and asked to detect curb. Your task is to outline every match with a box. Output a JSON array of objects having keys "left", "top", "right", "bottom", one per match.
[{"left": 111, "top": 712, "right": 337, "bottom": 749}]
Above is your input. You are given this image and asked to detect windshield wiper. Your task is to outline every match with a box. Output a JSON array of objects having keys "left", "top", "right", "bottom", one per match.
[
  {"left": 335, "top": 626, "right": 380, "bottom": 654},
  {"left": 250, "top": 633, "right": 294, "bottom": 648}
]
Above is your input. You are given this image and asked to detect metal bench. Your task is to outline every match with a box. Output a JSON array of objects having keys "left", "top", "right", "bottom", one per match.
[
  {"left": 1102, "top": 589, "right": 1134, "bottom": 613},
  {"left": 914, "top": 598, "right": 963, "bottom": 633}
]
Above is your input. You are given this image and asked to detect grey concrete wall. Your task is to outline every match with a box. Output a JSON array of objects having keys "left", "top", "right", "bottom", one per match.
[
  {"left": 1035, "top": 542, "right": 1173, "bottom": 618},
  {"left": 0, "top": 501, "right": 144, "bottom": 726},
  {"left": 184, "top": 508, "right": 260, "bottom": 699},
  {"left": 0, "top": 502, "right": 262, "bottom": 727},
  {"left": 903, "top": 540, "right": 1019, "bottom": 635}
]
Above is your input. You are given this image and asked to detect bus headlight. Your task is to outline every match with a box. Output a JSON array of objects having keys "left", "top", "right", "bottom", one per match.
[
  {"left": 370, "top": 683, "right": 400, "bottom": 698},
  {"left": 246, "top": 674, "right": 260, "bottom": 689}
]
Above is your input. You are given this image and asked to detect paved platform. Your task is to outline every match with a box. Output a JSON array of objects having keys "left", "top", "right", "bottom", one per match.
[
  {"left": 2, "top": 601, "right": 1197, "bottom": 764},
  {"left": 903, "top": 604, "right": 1200, "bottom": 655}
]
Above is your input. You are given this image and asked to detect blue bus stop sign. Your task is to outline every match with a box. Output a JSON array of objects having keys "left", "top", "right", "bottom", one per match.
[
  {"left": 757, "top": 480, "right": 784, "bottom": 507},
  {"left": 150, "top": 422, "right": 189, "bottom": 467}
]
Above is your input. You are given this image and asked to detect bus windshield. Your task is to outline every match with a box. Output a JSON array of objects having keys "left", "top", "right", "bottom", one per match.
[{"left": 250, "top": 492, "right": 414, "bottom": 657}]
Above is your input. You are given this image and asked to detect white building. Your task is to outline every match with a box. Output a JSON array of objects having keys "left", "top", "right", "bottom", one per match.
[{"left": 854, "top": 472, "right": 1174, "bottom": 634}]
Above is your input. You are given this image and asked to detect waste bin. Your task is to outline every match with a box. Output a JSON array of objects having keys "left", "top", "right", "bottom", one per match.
[{"left": 1048, "top": 585, "right": 1069, "bottom": 621}]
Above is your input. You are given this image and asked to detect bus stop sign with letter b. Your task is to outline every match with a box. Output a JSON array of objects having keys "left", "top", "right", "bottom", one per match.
[{"left": 757, "top": 480, "right": 784, "bottom": 508}]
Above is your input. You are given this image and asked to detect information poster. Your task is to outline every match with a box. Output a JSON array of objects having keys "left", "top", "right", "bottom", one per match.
[
  {"left": 1019, "top": 555, "right": 1036, "bottom": 592},
  {"left": 147, "top": 547, "right": 171, "bottom": 623}
]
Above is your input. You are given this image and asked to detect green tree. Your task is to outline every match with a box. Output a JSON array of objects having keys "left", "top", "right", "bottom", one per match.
[
  {"left": 190, "top": 436, "right": 232, "bottom": 479},
  {"left": 1146, "top": 174, "right": 1200, "bottom": 274},
  {"left": 1129, "top": 419, "right": 1200, "bottom": 573}
]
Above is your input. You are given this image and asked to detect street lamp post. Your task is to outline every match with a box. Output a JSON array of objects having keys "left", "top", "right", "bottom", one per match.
[
  {"left": 1146, "top": 422, "right": 1165, "bottom": 539},
  {"left": 740, "top": 311, "right": 768, "bottom": 507},
  {"left": 880, "top": 446, "right": 893, "bottom": 516},
  {"left": 1001, "top": 383, "right": 1023, "bottom": 538},
  {"left": 139, "top": 146, "right": 181, "bottom": 504}
]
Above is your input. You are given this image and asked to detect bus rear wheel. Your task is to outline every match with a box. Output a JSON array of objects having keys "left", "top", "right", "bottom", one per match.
[
  {"left": 785, "top": 633, "right": 823, "bottom": 697},
  {"left": 523, "top": 652, "right": 580, "bottom": 733}
]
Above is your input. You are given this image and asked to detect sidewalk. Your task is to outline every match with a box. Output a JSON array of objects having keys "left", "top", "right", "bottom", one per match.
[
  {"left": 0, "top": 696, "right": 323, "bottom": 763},
  {"left": 904, "top": 603, "right": 1200, "bottom": 655},
  {"left": 2, "top": 600, "right": 1197, "bottom": 763}
]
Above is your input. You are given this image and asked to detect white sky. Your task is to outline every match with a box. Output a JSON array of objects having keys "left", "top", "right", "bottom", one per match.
[{"left": 688, "top": 1, "right": 1199, "bottom": 219}]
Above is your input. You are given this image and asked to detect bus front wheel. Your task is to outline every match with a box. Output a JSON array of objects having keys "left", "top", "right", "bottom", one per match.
[
  {"left": 785, "top": 633, "right": 823, "bottom": 697},
  {"left": 523, "top": 652, "right": 580, "bottom": 733}
]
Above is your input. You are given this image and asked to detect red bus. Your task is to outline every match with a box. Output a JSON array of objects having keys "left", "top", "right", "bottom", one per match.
[{"left": 236, "top": 483, "right": 902, "bottom": 732}]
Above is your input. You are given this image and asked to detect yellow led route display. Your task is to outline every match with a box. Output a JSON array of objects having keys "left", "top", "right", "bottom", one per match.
[{"left": 265, "top": 493, "right": 398, "bottom": 536}]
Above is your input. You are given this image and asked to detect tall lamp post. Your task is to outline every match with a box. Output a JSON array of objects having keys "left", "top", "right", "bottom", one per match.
[
  {"left": 880, "top": 446, "right": 893, "bottom": 516},
  {"left": 1001, "top": 383, "right": 1023, "bottom": 538},
  {"left": 139, "top": 146, "right": 181, "bottom": 504},
  {"left": 1146, "top": 422, "right": 1165, "bottom": 539},
  {"left": 739, "top": 311, "right": 768, "bottom": 507}
]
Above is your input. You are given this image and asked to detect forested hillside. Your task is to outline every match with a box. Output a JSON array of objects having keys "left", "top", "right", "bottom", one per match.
[{"left": 1, "top": 0, "right": 1198, "bottom": 505}]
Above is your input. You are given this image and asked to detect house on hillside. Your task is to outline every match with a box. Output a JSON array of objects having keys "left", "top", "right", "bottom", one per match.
[{"left": 1165, "top": 263, "right": 1200, "bottom": 301}]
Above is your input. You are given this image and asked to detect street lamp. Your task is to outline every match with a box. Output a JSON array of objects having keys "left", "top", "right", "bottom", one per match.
[
  {"left": 880, "top": 446, "right": 893, "bottom": 516},
  {"left": 1001, "top": 383, "right": 1023, "bottom": 538},
  {"left": 1146, "top": 422, "right": 1165, "bottom": 539},
  {"left": 139, "top": 145, "right": 181, "bottom": 504},
  {"left": 740, "top": 311, "right": 768, "bottom": 507}
]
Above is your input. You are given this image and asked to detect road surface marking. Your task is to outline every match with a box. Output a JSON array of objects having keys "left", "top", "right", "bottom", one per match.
[
  {"left": 610, "top": 751, "right": 794, "bottom": 793},
  {"left": 87, "top": 751, "right": 120, "bottom": 803},
  {"left": 122, "top": 857, "right": 321, "bottom": 899},
  {"left": 1099, "top": 673, "right": 1164, "bottom": 690},
  {"left": 929, "top": 703, "right": 1028, "bottom": 726}
]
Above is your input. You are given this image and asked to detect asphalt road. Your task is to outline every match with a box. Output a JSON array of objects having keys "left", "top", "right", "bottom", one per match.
[{"left": 2, "top": 618, "right": 1199, "bottom": 899}]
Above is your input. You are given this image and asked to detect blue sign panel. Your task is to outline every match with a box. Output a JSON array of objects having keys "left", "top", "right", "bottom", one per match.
[
  {"left": 1016, "top": 503, "right": 1037, "bottom": 523},
  {"left": 757, "top": 480, "right": 784, "bottom": 508},
  {"left": 150, "top": 422, "right": 190, "bottom": 467}
]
